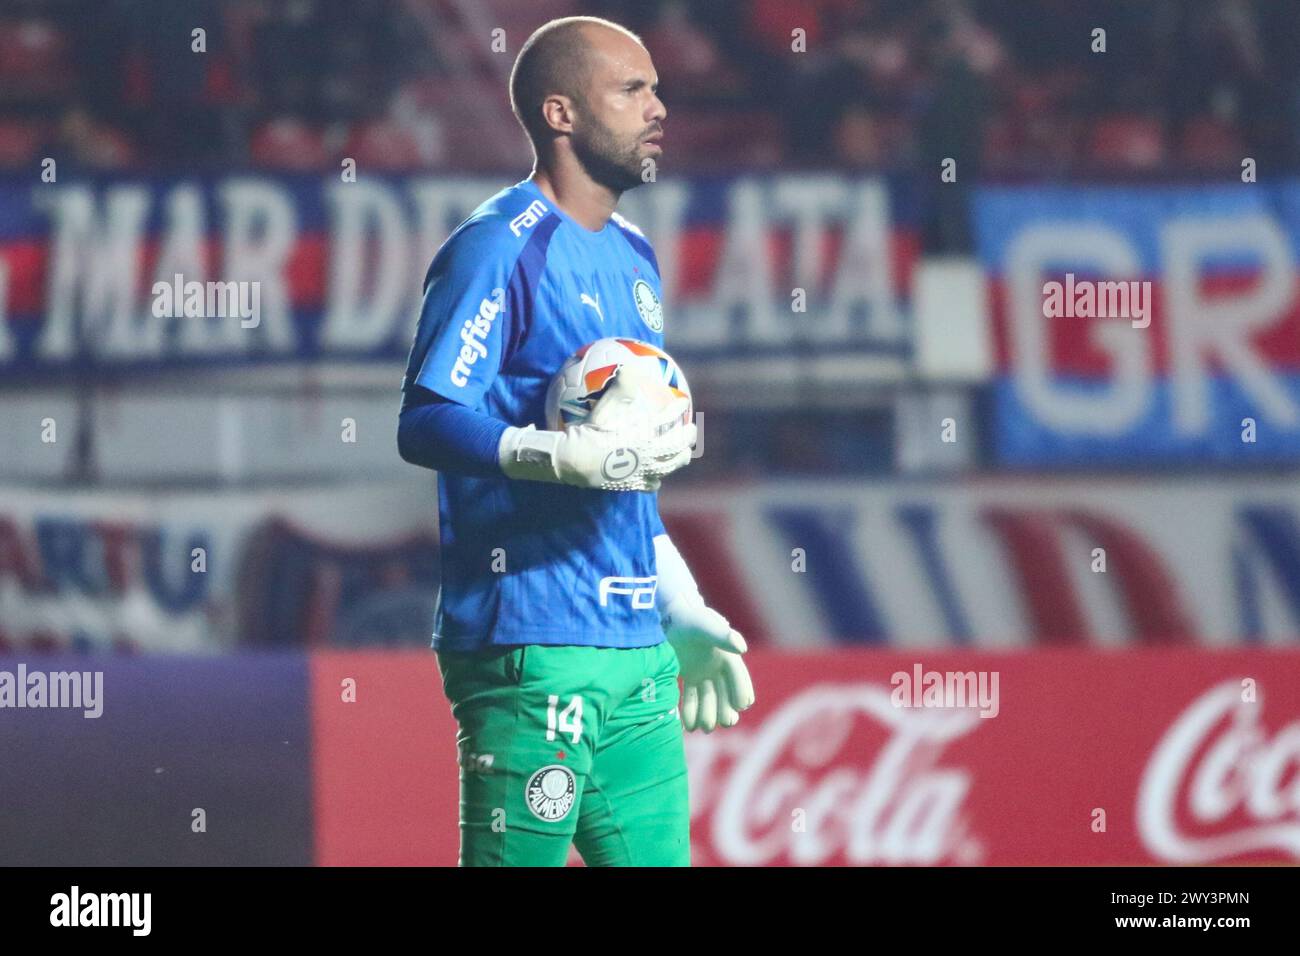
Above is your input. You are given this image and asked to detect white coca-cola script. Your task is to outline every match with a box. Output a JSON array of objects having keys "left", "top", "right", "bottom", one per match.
[
  {"left": 686, "top": 684, "right": 983, "bottom": 865},
  {"left": 1138, "top": 679, "right": 1300, "bottom": 862}
]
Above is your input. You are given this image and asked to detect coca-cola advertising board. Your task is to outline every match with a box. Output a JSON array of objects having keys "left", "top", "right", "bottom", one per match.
[{"left": 311, "top": 648, "right": 1300, "bottom": 866}]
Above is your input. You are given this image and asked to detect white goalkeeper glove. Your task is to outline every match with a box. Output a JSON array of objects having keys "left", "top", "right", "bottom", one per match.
[
  {"left": 499, "top": 363, "right": 695, "bottom": 491},
  {"left": 663, "top": 596, "right": 755, "bottom": 733}
]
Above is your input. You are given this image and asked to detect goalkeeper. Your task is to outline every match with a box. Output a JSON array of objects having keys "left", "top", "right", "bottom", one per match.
[{"left": 397, "top": 16, "right": 754, "bottom": 867}]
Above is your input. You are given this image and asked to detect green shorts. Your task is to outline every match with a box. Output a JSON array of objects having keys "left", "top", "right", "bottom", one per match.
[{"left": 436, "top": 641, "right": 690, "bottom": 867}]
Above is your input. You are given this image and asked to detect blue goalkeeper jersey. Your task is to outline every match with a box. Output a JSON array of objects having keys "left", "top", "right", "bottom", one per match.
[{"left": 403, "top": 178, "right": 671, "bottom": 651}]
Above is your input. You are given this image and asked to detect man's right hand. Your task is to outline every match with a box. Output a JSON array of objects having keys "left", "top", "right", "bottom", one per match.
[{"left": 498, "top": 364, "right": 695, "bottom": 491}]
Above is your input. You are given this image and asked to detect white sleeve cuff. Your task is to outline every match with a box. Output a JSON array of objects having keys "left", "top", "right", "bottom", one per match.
[
  {"left": 498, "top": 424, "right": 561, "bottom": 483},
  {"left": 654, "top": 533, "right": 703, "bottom": 615}
]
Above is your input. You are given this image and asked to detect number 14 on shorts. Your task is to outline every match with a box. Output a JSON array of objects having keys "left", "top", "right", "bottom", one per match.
[{"left": 546, "top": 694, "right": 584, "bottom": 744}]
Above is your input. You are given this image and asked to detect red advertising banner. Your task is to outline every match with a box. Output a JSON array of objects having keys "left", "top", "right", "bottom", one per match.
[
  {"left": 310, "top": 651, "right": 459, "bottom": 866},
  {"left": 310, "top": 649, "right": 1300, "bottom": 866}
]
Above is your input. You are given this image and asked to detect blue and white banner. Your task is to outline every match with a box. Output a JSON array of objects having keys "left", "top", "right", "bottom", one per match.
[
  {"left": 974, "top": 181, "right": 1300, "bottom": 465},
  {"left": 0, "top": 173, "right": 919, "bottom": 391}
]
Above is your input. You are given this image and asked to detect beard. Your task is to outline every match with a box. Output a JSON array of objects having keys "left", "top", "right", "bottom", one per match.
[{"left": 570, "top": 111, "right": 649, "bottom": 194}]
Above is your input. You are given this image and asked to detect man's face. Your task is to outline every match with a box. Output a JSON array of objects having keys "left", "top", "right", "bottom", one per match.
[{"left": 569, "top": 28, "right": 666, "bottom": 193}]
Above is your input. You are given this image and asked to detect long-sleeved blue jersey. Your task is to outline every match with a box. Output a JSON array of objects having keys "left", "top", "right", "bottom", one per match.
[{"left": 402, "top": 178, "right": 670, "bottom": 651}]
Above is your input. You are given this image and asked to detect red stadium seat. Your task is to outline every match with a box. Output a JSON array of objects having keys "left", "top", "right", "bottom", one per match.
[
  {"left": 1178, "top": 116, "right": 1244, "bottom": 169},
  {"left": 0, "top": 121, "right": 43, "bottom": 168},
  {"left": 1024, "top": 114, "right": 1086, "bottom": 170},
  {"left": 249, "top": 118, "right": 333, "bottom": 171},
  {"left": 981, "top": 115, "right": 1023, "bottom": 169},
  {"left": 0, "top": 18, "right": 72, "bottom": 99},
  {"left": 83, "top": 125, "right": 138, "bottom": 169},
  {"left": 344, "top": 119, "right": 426, "bottom": 172},
  {"left": 1088, "top": 115, "right": 1166, "bottom": 171}
]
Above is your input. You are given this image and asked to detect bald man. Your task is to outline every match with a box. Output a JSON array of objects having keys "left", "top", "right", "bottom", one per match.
[{"left": 398, "top": 16, "right": 754, "bottom": 867}]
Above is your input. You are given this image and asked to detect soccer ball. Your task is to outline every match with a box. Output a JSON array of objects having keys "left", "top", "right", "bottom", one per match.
[{"left": 544, "top": 337, "right": 692, "bottom": 432}]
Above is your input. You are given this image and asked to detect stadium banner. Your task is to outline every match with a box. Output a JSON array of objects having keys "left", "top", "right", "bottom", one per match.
[
  {"left": 3, "top": 648, "right": 1296, "bottom": 866},
  {"left": 974, "top": 182, "right": 1300, "bottom": 465},
  {"left": 312, "top": 648, "right": 1300, "bottom": 865},
  {"left": 660, "top": 479, "right": 1300, "bottom": 648},
  {"left": 2, "top": 476, "right": 1299, "bottom": 653},
  {"left": 0, "top": 652, "right": 314, "bottom": 865},
  {"left": 0, "top": 173, "right": 918, "bottom": 392},
  {"left": 684, "top": 649, "right": 1300, "bottom": 866},
  {"left": 0, "top": 481, "right": 438, "bottom": 653}
]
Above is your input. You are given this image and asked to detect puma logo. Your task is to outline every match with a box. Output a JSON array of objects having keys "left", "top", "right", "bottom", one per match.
[{"left": 580, "top": 292, "right": 603, "bottom": 321}]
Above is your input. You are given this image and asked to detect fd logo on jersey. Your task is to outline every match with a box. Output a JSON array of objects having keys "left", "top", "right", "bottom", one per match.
[
  {"left": 525, "top": 765, "right": 577, "bottom": 821},
  {"left": 632, "top": 279, "right": 663, "bottom": 332}
]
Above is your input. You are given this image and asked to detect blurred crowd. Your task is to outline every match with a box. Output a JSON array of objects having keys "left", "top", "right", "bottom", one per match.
[{"left": 0, "top": 0, "right": 1296, "bottom": 176}]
